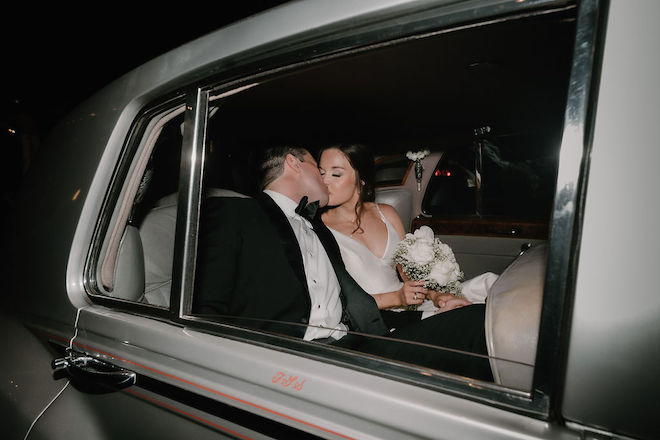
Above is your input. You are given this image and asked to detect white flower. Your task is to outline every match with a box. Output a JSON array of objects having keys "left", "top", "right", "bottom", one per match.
[
  {"left": 429, "top": 259, "right": 457, "bottom": 286},
  {"left": 412, "top": 225, "right": 434, "bottom": 241},
  {"left": 408, "top": 240, "right": 435, "bottom": 265},
  {"left": 406, "top": 149, "right": 430, "bottom": 161}
]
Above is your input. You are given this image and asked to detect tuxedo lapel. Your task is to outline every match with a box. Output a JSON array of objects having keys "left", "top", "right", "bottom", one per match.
[{"left": 256, "top": 193, "right": 309, "bottom": 296}]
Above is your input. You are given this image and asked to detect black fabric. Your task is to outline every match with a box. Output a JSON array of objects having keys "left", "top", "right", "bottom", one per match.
[
  {"left": 193, "top": 196, "right": 311, "bottom": 338},
  {"left": 193, "top": 194, "right": 387, "bottom": 337},
  {"left": 294, "top": 196, "right": 319, "bottom": 222},
  {"left": 256, "top": 194, "right": 309, "bottom": 298},
  {"left": 381, "top": 309, "right": 424, "bottom": 330},
  {"left": 338, "top": 305, "right": 493, "bottom": 381}
]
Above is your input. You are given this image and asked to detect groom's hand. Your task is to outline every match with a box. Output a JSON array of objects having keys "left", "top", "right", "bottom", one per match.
[{"left": 430, "top": 292, "right": 472, "bottom": 313}]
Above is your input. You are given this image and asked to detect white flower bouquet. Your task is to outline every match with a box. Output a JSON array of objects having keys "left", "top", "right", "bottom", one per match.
[{"left": 392, "top": 226, "right": 464, "bottom": 305}]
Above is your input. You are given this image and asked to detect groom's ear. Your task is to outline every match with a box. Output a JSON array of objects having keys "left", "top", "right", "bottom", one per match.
[{"left": 284, "top": 154, "right": 302, "bottom": 173}]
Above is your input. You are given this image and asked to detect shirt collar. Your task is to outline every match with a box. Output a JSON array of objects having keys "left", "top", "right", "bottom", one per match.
[{"left": 263, "top": 190, "right": 300, "bottom": 218}]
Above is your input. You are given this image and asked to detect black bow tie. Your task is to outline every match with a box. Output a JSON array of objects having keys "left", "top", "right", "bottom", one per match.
[{"left": 295, "top": 196, "right": 319, "bottom": 222}]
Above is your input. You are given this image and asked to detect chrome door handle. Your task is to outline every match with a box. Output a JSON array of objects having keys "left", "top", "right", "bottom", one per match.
[{"left": 52, "top": 349, "right": 136, "bottom": 392}]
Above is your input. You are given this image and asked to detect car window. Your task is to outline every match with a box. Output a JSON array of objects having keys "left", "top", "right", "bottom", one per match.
[
  {"left": 91, "top": 106, "right": 184, "bottom": 306},
  {"left": 89, "top": 3, "right": 577, "bottom": 405},
  {"left": 184, "top": 5, "right": 575, "bottom": 393}
]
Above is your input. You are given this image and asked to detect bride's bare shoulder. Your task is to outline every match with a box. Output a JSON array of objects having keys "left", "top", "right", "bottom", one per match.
[
  {"left": 362, "top": 202, "right": 384, "bottom": 219},
  {"left": 376, "top": 203, "right": 399, "bottom": 219}
]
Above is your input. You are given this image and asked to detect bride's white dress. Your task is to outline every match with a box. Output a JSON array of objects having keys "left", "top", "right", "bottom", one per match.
[{"left": 328, "top": 205, "right": 496, "bottom": 318}]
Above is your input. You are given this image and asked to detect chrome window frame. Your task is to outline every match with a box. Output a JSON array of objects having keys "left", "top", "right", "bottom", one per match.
[
  {"left": 534, "top": 0, "right": 606, "bottom": 413},
  {"left": 83, "top": 94, "right": 187, "bottom": 319}
]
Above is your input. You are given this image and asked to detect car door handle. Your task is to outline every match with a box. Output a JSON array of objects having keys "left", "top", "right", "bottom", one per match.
[{"left": 52, "top": 349, "right": 136, "bottom": 392}]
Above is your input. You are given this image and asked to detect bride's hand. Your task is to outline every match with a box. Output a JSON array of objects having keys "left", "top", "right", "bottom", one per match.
[
  {"left": 400, "top": 280, "right": 427, "bottom": 307},
  {"left": 429, "top": 291, "right": 472, "bottom": 313}
]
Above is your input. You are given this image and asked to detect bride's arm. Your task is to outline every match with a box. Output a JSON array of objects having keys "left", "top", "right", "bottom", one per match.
[{"left": 372, "top": 205, "right": 424, "bottom": 309}]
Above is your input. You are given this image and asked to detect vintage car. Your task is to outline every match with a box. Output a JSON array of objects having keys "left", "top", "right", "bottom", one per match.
[{"left": 1, "top": 0, "right": 658, "bottom": 438}]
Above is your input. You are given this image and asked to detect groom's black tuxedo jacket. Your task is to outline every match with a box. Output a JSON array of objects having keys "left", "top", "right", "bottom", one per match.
[{"left": 193, "top": 193, "right": 388, "bottom": 338}]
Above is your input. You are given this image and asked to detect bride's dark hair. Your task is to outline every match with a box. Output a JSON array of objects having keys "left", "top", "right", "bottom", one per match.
[{"left": 320, "top": 143, "right": 375, "bottom": 235}]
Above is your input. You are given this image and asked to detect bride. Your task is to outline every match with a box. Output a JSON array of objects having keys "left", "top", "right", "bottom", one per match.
[{"left": 319, "top": 144, "right": 493, "bottom": 318}]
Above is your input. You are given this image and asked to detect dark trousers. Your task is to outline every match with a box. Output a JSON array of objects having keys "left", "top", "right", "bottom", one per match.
[{"left": 333, "top": 304, "right": 493, "bottom": 381}]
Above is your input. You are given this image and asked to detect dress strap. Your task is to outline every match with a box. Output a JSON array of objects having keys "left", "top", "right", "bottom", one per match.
[{"left": 375, "top": 204, "right": 388, "bottom": 223}]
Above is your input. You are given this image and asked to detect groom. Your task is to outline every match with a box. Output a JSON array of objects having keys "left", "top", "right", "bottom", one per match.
[{"left": 193, "top": 146, "right": 493, "bottom": 381}]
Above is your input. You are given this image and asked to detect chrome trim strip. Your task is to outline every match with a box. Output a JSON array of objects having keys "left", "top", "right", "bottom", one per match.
[{"left": 171, "top": 88, "right": 209, "bottom": 318}]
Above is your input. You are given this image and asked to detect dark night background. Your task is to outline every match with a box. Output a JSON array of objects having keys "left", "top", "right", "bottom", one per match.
[{"left": 1, "top": 2, "right": 290, "bottom": 226}]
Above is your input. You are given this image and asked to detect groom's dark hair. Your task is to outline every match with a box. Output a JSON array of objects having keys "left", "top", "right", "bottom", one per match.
[{"left": 258, "top": 145, "right": 309, "bottom": 191}]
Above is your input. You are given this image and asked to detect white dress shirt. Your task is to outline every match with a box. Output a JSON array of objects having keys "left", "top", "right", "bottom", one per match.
[{"left": 264, "top": 190, "right": 348, "bottom": 341}]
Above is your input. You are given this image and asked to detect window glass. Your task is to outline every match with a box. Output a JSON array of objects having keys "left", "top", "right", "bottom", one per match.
[
  {"left": 424, "top": 146, "right": 476, "bottom": 215},
  {"left": 132, "top": 113, "right": 184, "bottom": 307},
  {"left": 374, "top": 156, "right": 411, "bottom": 186},
  {"left": 184, "top": 6, "right": 575, "bottom": 392},
  {"left": 481, "top": 137, "right": 558, "bottom": 219},
  {"left": 130, "top": 115, "right": 184, "bottom": 226},
  {"left": 97, "top": 109, "right": 184, "bottom": 306},
  {"left": 423, "top": 131, "right": 559, "bottom": 220}
]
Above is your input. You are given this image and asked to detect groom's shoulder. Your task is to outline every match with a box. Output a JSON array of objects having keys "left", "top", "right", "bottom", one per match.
[
  {"left": 204, "top": 193, "right": 257, "bottom": 206},
  {"left": 202, "top": 194, "right": 264, "bottom": 222}
]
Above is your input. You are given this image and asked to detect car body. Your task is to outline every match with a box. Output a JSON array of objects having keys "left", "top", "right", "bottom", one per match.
[{"left": 1, "top": 0, "right": 658, "bottom": 439}]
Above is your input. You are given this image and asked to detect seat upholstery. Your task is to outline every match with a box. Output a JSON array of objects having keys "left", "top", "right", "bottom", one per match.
[
  {"left": 375, "top": 187, "right": 413, "bottom": 232},
  {"left": 138, "top": 193, "right": 177, "bottom": 306},
  {"left": 111, "top": 225, "right": 145, "bottom": 301},
  {"left": 484, "top": 243, "right": 547, "bottom": 390},
  {"left": 139, "top": 189, "right": 248, "bottom": 307}
]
